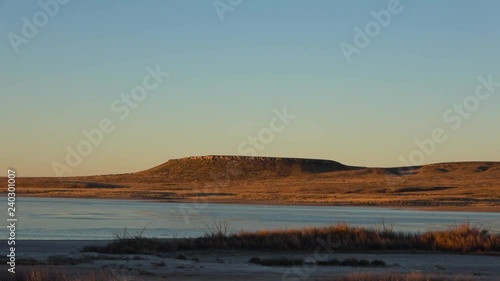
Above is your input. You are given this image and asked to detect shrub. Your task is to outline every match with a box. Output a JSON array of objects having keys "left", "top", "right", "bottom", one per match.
[
  {"left": 175, "top": 254, "right": 187, "bottom": 260},
  {"left": 340, "top": 258, "right": 359, "bottom": 266},
  {"left": 82, "top": 223, "right": 500, "bottom": 254},
  {"left": 317, "top": 258, "right": 341, "bottom": 266},
  {"left": 370, "top": 260, "right": 386, "bottom": 267},
  {"left": 248, "top": 257, "right": 261, "bottom": 264},
  {"left": 247, "top": 257, "right": 304, "bottom": 267},
  {"left": 152, "top": 260, "right": 165, "bottom": 267},
  {"left": 358, "top": 259, "right": 370, "bottom": 267}
]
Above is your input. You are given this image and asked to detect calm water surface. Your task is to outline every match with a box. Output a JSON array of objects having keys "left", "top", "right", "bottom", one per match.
[{"left": 2, "top": 197, "right": 499, "bottom": 240}]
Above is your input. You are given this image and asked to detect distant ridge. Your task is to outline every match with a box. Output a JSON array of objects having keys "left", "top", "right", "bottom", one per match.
[
  {"left": 14, "top": 155, "right": 500, "bottom": 210},
  {"left": 140, "top": 155, "right": 361, "bottom": 181},
  {"left": 137, "top": 155, "right": 500, "bottom": 181}
]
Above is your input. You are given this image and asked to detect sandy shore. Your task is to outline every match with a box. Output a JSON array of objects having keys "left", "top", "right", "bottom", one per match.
[{"left": 3, "top": 240, "right": 499, "bottom": 281}]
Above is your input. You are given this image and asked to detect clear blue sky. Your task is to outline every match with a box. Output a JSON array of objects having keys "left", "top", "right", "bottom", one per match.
[{"left": 1, "top": 0, "right": 499, "bottom": 176}]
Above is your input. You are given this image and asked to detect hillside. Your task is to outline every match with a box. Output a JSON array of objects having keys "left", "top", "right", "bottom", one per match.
[
  {"left": 9, "top": 156, "right": 500, "bottom": 211},
  {"left": 139, "top": 155, "right": 360, "bottom": 181}
]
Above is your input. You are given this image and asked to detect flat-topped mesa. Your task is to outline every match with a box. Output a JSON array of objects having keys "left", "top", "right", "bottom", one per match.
[
  {"left": 186, "top": 155, "right": 337, "bottom": 162},
  {"left": 140, "top": 155, "right": 358, "bottom": 181}
]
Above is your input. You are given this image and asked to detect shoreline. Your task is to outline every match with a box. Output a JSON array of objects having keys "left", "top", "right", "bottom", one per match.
[
  {"left": 3, "top": 239, "right": 500, "bottom": 281},
  {"left": 6, "top": 193, "right": 500, "bottom": 213}
]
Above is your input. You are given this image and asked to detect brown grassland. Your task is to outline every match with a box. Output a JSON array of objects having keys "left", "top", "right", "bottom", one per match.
[
  {"left": 7, "top": 156, "right": 500, "bottom": 211},
  {"left": 82, "top": 222, "right": 500, "bottom": 254}
]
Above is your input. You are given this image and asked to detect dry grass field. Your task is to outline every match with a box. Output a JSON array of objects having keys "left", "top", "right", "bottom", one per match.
[
  {"left": 82, "top": 222, "right": 500, "bottom": 254},
  {"left": 7, "top": 156, "right": 500, "bottom": 211}
]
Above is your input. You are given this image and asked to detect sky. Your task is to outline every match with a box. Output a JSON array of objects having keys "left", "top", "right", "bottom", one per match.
[{"left": 1, "top": 0, "right": 499, "bottom": 177}]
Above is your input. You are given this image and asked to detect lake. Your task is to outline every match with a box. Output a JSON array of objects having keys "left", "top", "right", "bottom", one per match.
[{"left": 2, "top": 197, "right": 499, "bottom": 240}]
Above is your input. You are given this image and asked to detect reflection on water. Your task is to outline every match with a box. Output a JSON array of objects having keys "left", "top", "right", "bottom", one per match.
[{"left": 2, "top": 197, "right": 499, "bottom": 240}]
